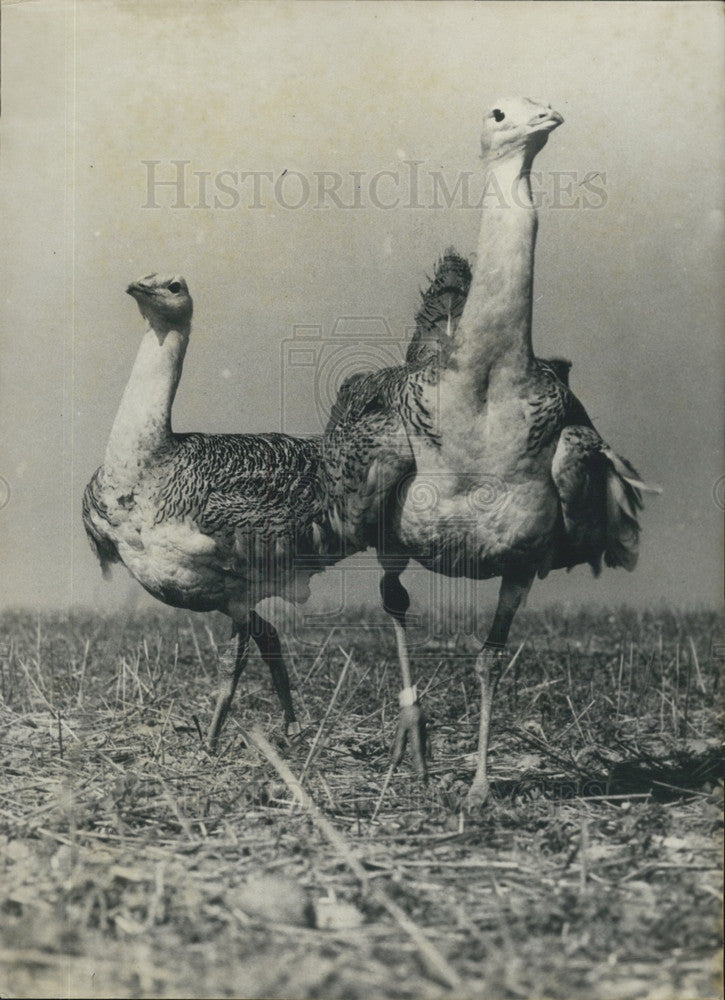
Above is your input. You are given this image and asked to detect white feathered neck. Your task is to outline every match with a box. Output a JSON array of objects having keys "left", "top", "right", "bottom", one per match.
[
  {"left": 104, "top": 324, "right": 189, "bottom": 471},
  {"left": 444, "top": 150, "right": 538, "bottom": 406}
]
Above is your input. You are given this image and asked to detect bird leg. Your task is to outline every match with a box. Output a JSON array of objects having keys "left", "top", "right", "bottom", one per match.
[
  {"left": 250, "top": 610, "right": 301, "bottom": 737},
  {"left": 207, "top": 619, "right": 250, "bottom": 751},
  {"left": 380, "top": 567, "right": 427, "bottom": 780},
  {"left": 467, "top": 573, "right": 533, "bottom": 809},
  {"left": 467, "top": 643, "right": 505, "bottom": 809}
]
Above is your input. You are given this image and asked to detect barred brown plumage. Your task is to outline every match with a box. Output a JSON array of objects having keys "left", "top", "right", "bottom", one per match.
[
  {"left": 406, "top": 248, "right": 472, "bottom": 365},
  {"left": 82, "top": 274, "right": 344, "bottom": 747},
  {"left": 323, "top": 99, "right": 659, "bottom": 807}
]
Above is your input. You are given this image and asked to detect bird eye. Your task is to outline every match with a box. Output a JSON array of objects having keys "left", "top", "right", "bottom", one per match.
[
  {"left": 492, "top": 109, "right": 505, "bottom": 123},
  {"left": 168, "top": 282, "right": 182, "bottom": 294}
]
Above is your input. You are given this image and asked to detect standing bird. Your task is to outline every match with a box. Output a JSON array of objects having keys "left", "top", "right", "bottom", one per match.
[
  {"left": 83, "top": 274, "right": 338, "bottom": 746},
  {"left": 324, "top": 99, "right": 659, "bottom": 806},
  {"left": 331, "top": 247, "right": 574, "bottom": 774}
]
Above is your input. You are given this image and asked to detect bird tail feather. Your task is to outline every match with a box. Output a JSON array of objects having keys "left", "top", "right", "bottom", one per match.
[
  {"left": 602, "top": 449, "right": 659, "bottom": 571},
  {"left": 602, "top": 446, "right": 662, "bottom": 496}
]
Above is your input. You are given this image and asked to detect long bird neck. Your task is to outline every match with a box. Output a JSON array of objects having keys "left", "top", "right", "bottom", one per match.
[
  {"left": 104, "top": 324, "right": 189, "bottom": 469},
  {"left": 447, "top": 152, "right": 537, "bottom": 399}
]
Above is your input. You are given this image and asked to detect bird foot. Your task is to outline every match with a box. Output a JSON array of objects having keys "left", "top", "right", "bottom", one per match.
[
  {"left": 390, "top": 702, "right": 428, "bottom": 781},
  {"left": 206, "top": 711, "right": 228, "bottom": 755},
  {"left": 286, "top": 720, "right": 302, "bottom": 738},
  {"left": 466, "top": 778, "right": 490, "bottom": 812}
]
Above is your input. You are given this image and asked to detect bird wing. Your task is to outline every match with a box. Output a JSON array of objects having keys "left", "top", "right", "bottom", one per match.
[
  {"left": 82, "top": 467, "right": 122, "bottom": 577},
  {"left": 551, "top": 424, "right": 659, "bottom": 575},
  {"left": 536, "top": 356, "right": 572, "bottom": 388},
  {"left": 324, "top": 389, "right": 415, "bottom": 552},
  {"left": 524, "top": 359, "right": 659, "bottom": 576},
  {"left": 160, "top": 433, "right": 332, "bottom": 571},
  {"left": 524, "top": 361, "right": 592, "bottom": 454}
]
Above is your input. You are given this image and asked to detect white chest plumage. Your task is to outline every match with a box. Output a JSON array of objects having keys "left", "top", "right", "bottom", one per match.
[{"left": 396, "top": 375, "right": 559, "bottom": 575}]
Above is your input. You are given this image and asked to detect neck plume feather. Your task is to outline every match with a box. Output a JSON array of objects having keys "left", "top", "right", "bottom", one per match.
[{"left": 104, "top": 325, "right": 189, "bottom": 468}]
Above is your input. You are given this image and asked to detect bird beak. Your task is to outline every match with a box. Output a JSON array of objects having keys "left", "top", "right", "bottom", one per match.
[
  {"left": 126, "top": 282, "right": 149, "bottom": 298},
  {"left": 541, "top": 110, "right": 564, "bottom": 129},
  {"left": 529, "top": 109, "right": 564, "bottom": 134}
]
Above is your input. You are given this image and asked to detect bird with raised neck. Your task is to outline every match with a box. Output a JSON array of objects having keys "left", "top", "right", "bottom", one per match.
[
  {"left": 83, "top": 273, "right": 338, "bottom": 746},
  {"left": 324, "top": 99, "right": 658, "bottom": 807}
]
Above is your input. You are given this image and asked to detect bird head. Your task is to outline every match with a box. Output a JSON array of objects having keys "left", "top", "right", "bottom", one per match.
[
  {"left": 126, "top": 274, "right": 193, "bottom": 331},
  {"left": 479, "top": 98, "right": 564, "bottom": 162}
]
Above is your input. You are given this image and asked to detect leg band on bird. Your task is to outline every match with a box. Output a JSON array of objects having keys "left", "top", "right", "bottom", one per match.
[
  {"left": 380, "top": 568, "right": 428, "bottom": 780},
  {"left": 398, "top": 685, "right": 418, "bottom": 707}
]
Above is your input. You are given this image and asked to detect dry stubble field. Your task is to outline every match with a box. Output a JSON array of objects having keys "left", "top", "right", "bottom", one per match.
[{"left": 0, "top": 604, "right": 722, "bottom": 999}]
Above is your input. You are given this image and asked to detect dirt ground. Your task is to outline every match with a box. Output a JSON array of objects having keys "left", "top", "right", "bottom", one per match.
[{"left": 1, "top": 605, "right": 722, "bottom": 999}]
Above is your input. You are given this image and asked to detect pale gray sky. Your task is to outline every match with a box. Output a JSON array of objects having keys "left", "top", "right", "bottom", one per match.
[{"left": 0, "top": 1, "right": 723, "bottom": 614}]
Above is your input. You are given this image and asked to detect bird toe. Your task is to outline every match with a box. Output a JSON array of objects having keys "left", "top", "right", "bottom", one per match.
[{"left": 466, "top": 779, "right": 490, "bottom": 811}]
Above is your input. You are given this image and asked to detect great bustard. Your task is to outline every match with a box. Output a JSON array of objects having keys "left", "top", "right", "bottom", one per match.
[
  {"left": 329, "top": 247, "right": 575, "bottom": 773},
  {"left": 324, "top": 99, "right": 659, "bottom": 806},
  {"left": 82, "top": 274, "right": 338, "bottom": 747}
]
